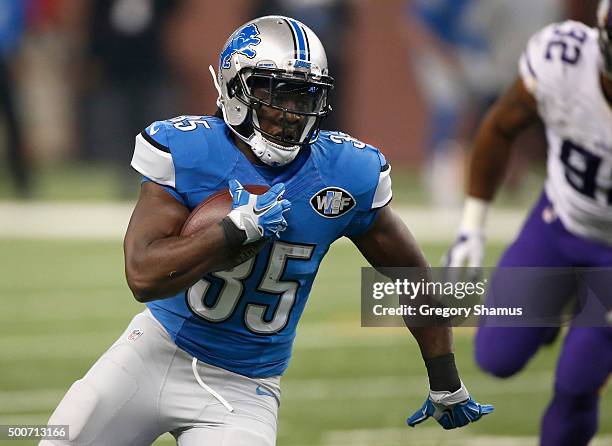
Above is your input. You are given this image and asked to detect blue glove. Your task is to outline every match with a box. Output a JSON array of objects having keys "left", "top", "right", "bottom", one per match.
[
  {"left": 407, "top": 383, "right": 493, "bottom": 430},
  {"left": 227, "top": 180, "right": 291, "bottom": 244}
]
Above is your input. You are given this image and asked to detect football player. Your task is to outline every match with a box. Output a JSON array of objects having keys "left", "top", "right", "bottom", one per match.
[
  {"left": 445, "top": 2, "right": 612, "bottom": 445},
  {"left": 42, "top": 16, "right": 491, "bottom": 445}
]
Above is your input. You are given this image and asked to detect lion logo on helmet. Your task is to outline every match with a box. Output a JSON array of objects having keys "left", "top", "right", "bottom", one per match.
[{"left": 221, "top": 24, "right": 262, "bottom": 69}]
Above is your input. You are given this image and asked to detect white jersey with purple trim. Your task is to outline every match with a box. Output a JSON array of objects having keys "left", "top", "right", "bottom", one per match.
[{"left": 519, "top": 20, "right": 612, "bottom": 244}]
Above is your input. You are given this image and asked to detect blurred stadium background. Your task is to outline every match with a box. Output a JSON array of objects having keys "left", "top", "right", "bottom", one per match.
[{"left": 0, "top": 0, "right": 610, "bottom": 445}]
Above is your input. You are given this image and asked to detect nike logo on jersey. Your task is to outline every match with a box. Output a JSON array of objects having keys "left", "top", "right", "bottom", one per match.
[
  {"left": 149, "top": 124, "right": 160, "bottom": 135},
  {"left": 253, "top": 196, "right": 283, "bottom": 215},
  {"left": 255, "top": 385, "right": 276, "bottom": 398}
]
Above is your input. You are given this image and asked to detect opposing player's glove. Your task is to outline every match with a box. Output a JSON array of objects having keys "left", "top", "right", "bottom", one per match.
[
  {"left": 227, "top": 180, "right": 291, "bottom": 244},
  {"left": 443, "top": 229, "right": 485, "bottom": 268},
  {"left": 407, "top": 382, "right": 494, "bottom": 430},
  {"left": 443, "top": 197, "right": 488, "bottom": 282}
]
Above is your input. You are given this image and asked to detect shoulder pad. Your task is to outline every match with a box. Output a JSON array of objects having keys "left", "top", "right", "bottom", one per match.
[
  {"left": 519, "top": 21, "right": 596, "bottom": 96},
  {"left": 131, "top": 121, "right": 175, "bottom": 187},
  {"left": 131, "top": 116, "right": 221, "bottom": 188},
  {"left": 318, "top": 131, "right": 392, "bottom": 210},
  {"left": 373, "top": 162, "right": 392, "bottom": 209}
]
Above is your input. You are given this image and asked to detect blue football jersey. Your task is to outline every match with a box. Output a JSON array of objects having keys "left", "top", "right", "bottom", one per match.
[{"left": 130, "top": 115, "right": 392, "bottom": 377}]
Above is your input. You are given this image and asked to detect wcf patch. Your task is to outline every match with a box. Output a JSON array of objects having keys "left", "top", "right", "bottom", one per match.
[{"left": 310, "top": 187, "right": 355, "bottom": 218}]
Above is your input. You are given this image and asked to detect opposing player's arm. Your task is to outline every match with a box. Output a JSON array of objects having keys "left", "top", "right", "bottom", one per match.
[
  {"left": 445, "top": 78, "right": 540, "bottom": 268},
  {"left": 351, "top": 206, "right": 454, "bottom": 361},
  {"left": 124, "top": 182, "right": 246, "bottom": 302},
  {"left": 468, "top": 77, "right": 540, "bottom": 201}
]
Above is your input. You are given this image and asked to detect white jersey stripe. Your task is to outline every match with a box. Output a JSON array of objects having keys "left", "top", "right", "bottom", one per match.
[
  {"left": 372, "top": 165, "right": 392, "bottom": 209},
  {"left": 131, "top": 133, "right": 176, "bottom": 188}
]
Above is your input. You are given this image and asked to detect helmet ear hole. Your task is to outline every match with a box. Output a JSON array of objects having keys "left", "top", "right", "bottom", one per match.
[{"left": 227, "top": 78, "right": 241, "bottom": 99}]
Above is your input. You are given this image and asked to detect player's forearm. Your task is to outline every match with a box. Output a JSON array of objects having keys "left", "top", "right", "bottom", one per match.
[
  {"left": 467, "top": 112, "right": 516, "bottom": 202},
  {"left": 125, "top": 221, "right": 243, "bottom": 302},
  {"left": 410, "top": 326, "right": 462, "bottom": 392},
  {"left": 467, "top": 78, "right": 539, "bottom": 202},
  {"left": 409, "top": 326, "right": 454, "bottom": 358}
]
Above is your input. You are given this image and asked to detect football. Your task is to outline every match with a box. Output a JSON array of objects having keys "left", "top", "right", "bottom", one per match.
[{"left": 180, "top": 185, "right": 270, "bottom": 270}]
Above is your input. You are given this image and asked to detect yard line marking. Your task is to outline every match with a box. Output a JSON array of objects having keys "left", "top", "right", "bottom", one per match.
[
  {"left": 0, "top": 390, "right": 65, "bottom": 412},
  {"left": 0, "top": 331, "right": 119, "bottom": 360},
  {"left": 0, "top": 323, "right": 465, "bottom": 359},
  {"left": 0, "top": 414, "right": 50, "bottom": 425},
  {"left": 0, "top": 202, "right": 522, "bottom": 242},
  {"left": 0, "top": 202, "right": 133, "bottom": 240},
  {"left": 0, "top": 373, "right": 552, "bottom": 413},
  {"left": 281, "top": 372, "right": 552, "bottom": 401},
  {"left": 322, "top": 428, "right": 612, "bottom": 446}
]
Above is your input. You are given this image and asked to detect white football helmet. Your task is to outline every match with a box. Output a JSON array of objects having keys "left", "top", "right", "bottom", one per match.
[{"left": 210, "top": 16, "right": 334, "bottom": 166}]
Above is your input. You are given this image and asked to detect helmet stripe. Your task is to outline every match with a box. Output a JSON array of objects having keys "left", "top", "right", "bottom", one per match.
[
  {"left": 301, "top": 25, "right": 311, "bottom": 61},
  {"left": 288, "top": 19, "right": 307, "bottom": 61},
  {"left": 282, "top": 18, "right": 298, "bottom": 60}
]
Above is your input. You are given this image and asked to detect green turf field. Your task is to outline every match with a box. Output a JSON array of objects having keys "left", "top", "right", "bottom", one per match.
[
  {"left": 0, "top": 239, "right": 610, "bottom": 445},
  {"left": 0, "top": 163, "right": 544, "bottom": 208}
]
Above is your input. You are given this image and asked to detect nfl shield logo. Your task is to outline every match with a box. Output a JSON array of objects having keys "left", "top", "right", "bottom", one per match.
[
  {"left": 310, "top": 187, "right": 356, "bottom": 218},
  {"left": 127, "top": 329, "right": 143, "bottom": 341}
]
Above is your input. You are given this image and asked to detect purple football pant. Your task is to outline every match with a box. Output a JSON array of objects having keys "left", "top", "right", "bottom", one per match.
[
  {"left": 474, "top": 192, "right": 612, "bottom": 446},
  {"left": 540, "top": 327, "right": 612, "bottom": 446}
]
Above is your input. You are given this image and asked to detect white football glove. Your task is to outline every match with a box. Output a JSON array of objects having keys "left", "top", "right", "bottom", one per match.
[
  {"left": 444, "top": 229, "right": 485, "bottom": 268},
  {"left": 227, "top": 180, "right": 291, "bottom": 244}
]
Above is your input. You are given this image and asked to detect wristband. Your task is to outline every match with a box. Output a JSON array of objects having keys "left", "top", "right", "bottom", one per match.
[
  {"left": 460, "top": 197, "right": 489, "bottom": 232},
  {"left": 424, "top": 353, "right": 461, "bottom": 392}
]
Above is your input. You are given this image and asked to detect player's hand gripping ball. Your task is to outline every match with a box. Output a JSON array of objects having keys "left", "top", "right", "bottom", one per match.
[
  {"left": 180, "top": 181, "right": 290, "bottom": 271},
  {"left": 227, "top": 179, "right": 291, "bottom": 243}
]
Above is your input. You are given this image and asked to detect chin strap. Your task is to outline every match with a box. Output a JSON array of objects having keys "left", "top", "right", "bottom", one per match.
[
  {"left": 249, "top": 113, "right": 301, "bottom": 166},
  {"left": 249, "top": 132, "right": 300, "bottom": 166},
  {"left": 208, "top": 65, "right": 223, "bottom": 109}
]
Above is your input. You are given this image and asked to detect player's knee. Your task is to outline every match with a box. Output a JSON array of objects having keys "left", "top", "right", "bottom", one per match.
[
  {"left": 474, "top": 332, "right": 526, "bottom": 378},
  {"left": 475, "top": 348, "right": 525, "bottom": 378},
  {"left": 474, "top": 334, "right": 530, "bottom": 377},
  {"left": 474, "top": 327, "right": 551, "bottom": 378}
]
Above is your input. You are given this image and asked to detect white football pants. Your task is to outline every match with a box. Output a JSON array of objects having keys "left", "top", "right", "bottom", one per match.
[{"left": 40, "top": 309, "right": 280, "bottom": 446}]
